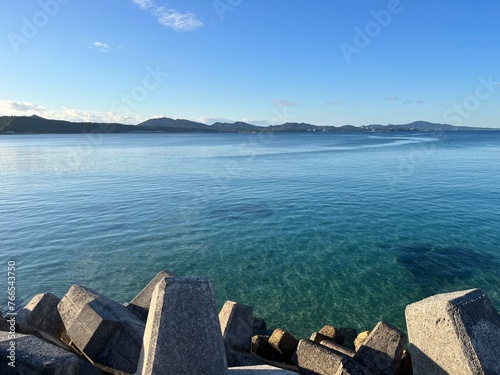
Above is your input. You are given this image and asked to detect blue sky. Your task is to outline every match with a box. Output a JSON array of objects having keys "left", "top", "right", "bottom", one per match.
[{"left": 1, "top": 0, "right": 499, "bottom": 127}]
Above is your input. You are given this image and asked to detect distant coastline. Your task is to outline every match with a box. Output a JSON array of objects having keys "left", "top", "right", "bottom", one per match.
[{"left": 1, "top": 115, "right": 498, "bottom": 135}]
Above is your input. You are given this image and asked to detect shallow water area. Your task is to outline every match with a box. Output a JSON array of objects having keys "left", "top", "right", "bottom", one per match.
[{"left": 1, "top": 131, "right": 499, "bottom": 337}]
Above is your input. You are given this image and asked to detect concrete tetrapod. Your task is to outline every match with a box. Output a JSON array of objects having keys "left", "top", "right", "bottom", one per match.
[
  {"left": 58, "top": 285, "right": 145, "bottom": 374},
  {"left": 294, "top": 339, "right": 372, "bottom": 375},
  {"left": 220, "top": 300, "right": 254, "bottom": 351},
  {"left": 136, "top": 277, "right": 227, "bottom": 375},
  {"left": 353, "top": 321, "right": 406, "bottom": 375},
  {"left": 16, "top": 293, "right": 65, "bottom": 339},
  {"left": 405, "top": 288, "right": 500, "bottom": 375},
  {"left": 126, "top": 269, "right": 176, "bottom": 321}
]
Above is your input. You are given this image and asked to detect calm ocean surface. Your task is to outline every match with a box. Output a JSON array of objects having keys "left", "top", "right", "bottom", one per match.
[{"left": 1, "top": 131, "right": 499, "bottom": 337}]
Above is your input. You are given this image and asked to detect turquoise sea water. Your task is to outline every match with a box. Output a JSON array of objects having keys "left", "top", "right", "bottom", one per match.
[{"left": 1, "top": 131, "right": 499, "bottom": 337}]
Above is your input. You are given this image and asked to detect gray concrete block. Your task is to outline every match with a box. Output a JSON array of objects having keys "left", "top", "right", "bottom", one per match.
[
  {"left": 58, "top": 284, "right": 145, "bottom": 374},
  {"left": 295, "top": 340, "right": 372, "bottom": 375},
  {"left": 319, "top": 341, "right": 355, "bottom": 358},
  {"left": 405, "top": 288, "right": 500, "bottom": 375},
  {"left": 126, "top": 269, "right": 176, "bottom": 321},
  {"left": 220, "top": 300, "right": 254, "bottom": 351},
  {"left": 32, "top": 329, "right": 77, "bottom": 354},
  {"left": 136, "top": 277, "right": 227, "bottom": 375},
  {"left": 227, "top": 364, "right": 298, "bottom": 374},
  {"left": 0, "top": 331, "right": 102, "bottom": 374},
  {"left": 17, "top": 293, "right": 65, "bottom": 339},
  {"left": 268, "top": 329, "right": 298, "bottom": 361},
  {"left": 354, "top": 321, "right": 406, "bottom": 375},
  {"left": 294, "top": 339, "right": 345, "bottom": 375}
]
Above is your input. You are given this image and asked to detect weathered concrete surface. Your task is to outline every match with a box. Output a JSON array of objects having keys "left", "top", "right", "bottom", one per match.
[
  {"left": 227, "top": 364, "right": 298, "bottom": 374},
  {"left": 354, "top": 321, "right": 406, "bottom": 375},
  {"left": 294, "top": 340, "right": 371, "bottom": 375},
  {"left": 405, "top": 288, "right": 500, "bottom": 375},
  {"left": 220, "top": 300, "right": 254, "bottom": 351},
  {"left": 58, "top": 284, "right": 145, "bottom": 374},
  {"left": 32, "top": 329, "right": 76, "bottom": 354},
  {"left": 295, "top": 339, "right": 343, "bottom": 375},
  {"left": 353, "top": 331, "right": 370, "bottom": 352},
  {"left": 126, "top": 269, "right": 176, "bottom": 321},
  {"left": 136, "top": 277, "right": 227, "bottom": 375},
  {"left": 0, "top": 331, "right": 102, "bottom": 374},
  {"left": 17, "top": 293, "right": 65, "bottom": 338},
  {"left": 268, "top": 329, "right": 298, "bottom": 361},
  {"left": 319, "top": 340, "right": 355, "bottom": 358}
]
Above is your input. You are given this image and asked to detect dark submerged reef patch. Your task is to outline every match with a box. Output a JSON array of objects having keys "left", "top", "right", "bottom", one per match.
[{"left": 396, "top": 243, "right": 498, "bottom": 281}]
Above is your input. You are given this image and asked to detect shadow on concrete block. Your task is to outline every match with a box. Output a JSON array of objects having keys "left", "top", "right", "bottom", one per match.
[
  {"left": 0, "top": 331, "right": 102, "bottom": 375},
  {"left": 405, "top": 288, "right": 500, "bottom": 375},
  {"left": 354, "top": 321, "right": 406, "bottom": 375},
  {"left": 16, "top": 293, "right": 65, "bottom": 339},
  {"left": 58, "top": 285, "right": 145, "bottom": 374},
  {"left": 220, "top": 300, "right": 254, "bottom": 352}
]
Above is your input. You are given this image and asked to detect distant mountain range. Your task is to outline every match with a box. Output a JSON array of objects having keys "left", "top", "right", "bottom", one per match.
[{"left": 0, "top": 115, "right": 497, "bottom": 134}]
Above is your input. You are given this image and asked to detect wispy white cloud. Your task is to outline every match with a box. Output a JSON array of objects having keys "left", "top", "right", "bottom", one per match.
[
  {"left": 403, "top": 100, "right": 411, "bottom": 105},
  {"left": 132, "top": 0, "right": 203, "bottom": 32},
  {"left": 417, "top": 100, "right": 426, "bottom": 104},
  {"left": 386, "top": 96, "right": 399, "bottom": 101},
  {"left": 4, "top": 100, "right": 46, "bottom": 112},
  {"left": 132, "top": 0, "right": 153, "bottom": 10},
  {"left": 0, "top": 99, "right": 156, "bottom": 125},
  {"left": 273, "top": 99, "right": 296, "bottom": 107},
  {"left": 93, "top": 41, "right": 111, "bottom": 52},
  {"left": 154, "top": 7, "right": 202, "bottom": 31}
]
